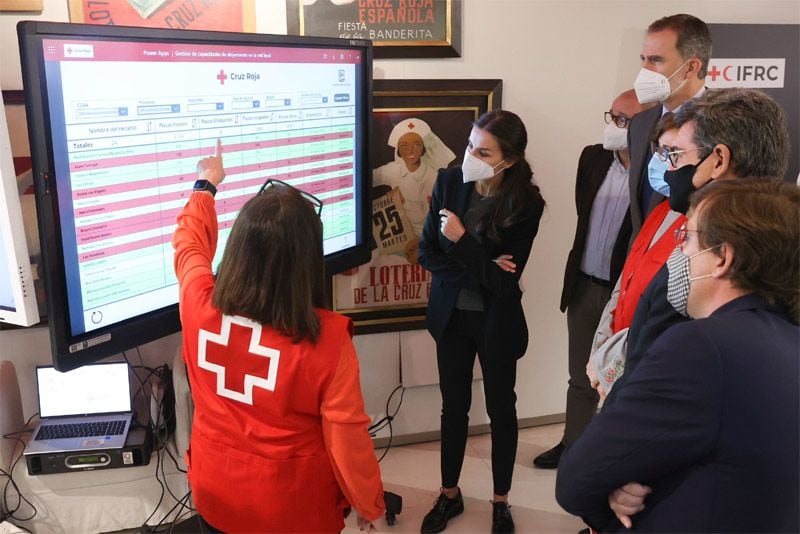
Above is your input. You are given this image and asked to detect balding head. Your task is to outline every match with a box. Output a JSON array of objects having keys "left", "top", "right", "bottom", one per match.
[{"left": 605, "top": 89, "right": 656, "bottom": 163}]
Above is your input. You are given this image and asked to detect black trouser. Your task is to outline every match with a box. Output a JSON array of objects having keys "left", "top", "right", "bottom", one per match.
[
  {"left": 197, "top": 514, "right": 223, "bottom": 533},
  {"left": 563, "top": 274, "right": 608, "bottom": 445},
  {"left": 436, "top": 308, "right": 519, "bottom": 496}
]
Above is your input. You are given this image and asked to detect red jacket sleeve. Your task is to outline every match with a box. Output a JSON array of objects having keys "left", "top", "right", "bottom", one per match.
[
  {"left": 172, "top": 192, "right": 218, "bottom": 299},
  {"left": 321, "top": 339, "right": 385, "bottom": 522}
]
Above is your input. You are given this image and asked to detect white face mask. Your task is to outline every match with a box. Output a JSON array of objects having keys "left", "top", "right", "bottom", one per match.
[
  {"left": 462, "top": 150, "right": 506, "bottom": 183},
  {"left": 633, "top": 60, "right": 690, "bottom": 104},
  {"left": 602, "top": 123, "right": 628, "bottom": 151}
]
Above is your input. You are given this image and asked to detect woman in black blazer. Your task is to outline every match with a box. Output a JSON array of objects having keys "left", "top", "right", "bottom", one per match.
[{"left": 418, "top": 110, "right": 545, "bottom": 534}]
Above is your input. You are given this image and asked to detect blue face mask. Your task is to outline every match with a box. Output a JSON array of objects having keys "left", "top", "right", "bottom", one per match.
[{"left": 647, "top": 154, "right": 671, "bottom": 196}]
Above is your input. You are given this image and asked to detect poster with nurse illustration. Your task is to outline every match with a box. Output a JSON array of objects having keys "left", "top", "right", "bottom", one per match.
[{"left": 332, "top": 79, "right": 502, "bottom": 333}]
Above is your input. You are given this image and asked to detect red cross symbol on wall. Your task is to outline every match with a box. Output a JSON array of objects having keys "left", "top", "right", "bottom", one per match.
[
  {"left": 707, "top": 65, "right": 722, "bottom": 81},
  {"left": 198, "top": 316, "right": 281, "bottom": 405},
  {"left": 217, "top": 69, "right": 228, "bottom": 85}
]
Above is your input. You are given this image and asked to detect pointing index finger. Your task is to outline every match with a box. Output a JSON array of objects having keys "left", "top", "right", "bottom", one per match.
[{"left": 215, "top": 138, "right": 223, "bottom": 157}]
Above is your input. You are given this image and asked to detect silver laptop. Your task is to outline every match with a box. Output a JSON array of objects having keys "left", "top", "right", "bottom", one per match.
[{"left": 24, "top": 361, "right": 133, "bottom": 455}]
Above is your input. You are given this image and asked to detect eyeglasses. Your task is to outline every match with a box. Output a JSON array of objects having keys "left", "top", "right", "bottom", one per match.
[
  {"left": 258, "top": 179, "right": 323, "bottom": 215},
  {"left": 674, "top": 224, "right": 702, "bottom": 245},
  {"left": 651, "top": 143, "right": 710, "bottom": 168},
  {"left": 604, "top": 111, "right": 631, "bottom": 129}
]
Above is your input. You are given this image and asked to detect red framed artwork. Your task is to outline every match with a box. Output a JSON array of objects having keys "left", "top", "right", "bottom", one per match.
[{"left": 67, "top": 0, "right": 256, "bottom": 31}]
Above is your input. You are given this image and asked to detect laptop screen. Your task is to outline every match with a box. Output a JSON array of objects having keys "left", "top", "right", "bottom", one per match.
[{"left": 37, "top": 362, "right": 132, "bottom": 417}]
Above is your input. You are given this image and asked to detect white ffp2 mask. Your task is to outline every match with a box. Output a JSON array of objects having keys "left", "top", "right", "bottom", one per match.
[
  {"left": 602, "top": 123, "right": 628, "bottom": 151},
  {"left": 462, "top": 150, "right": 506, "bottom": 183},
  {"left": 633, "top": 60, "right": 690, "bottom": 104}
]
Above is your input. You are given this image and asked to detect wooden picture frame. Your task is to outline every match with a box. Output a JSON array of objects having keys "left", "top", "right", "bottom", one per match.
[
  {"left": 67, "top": 0, "right": 256, "bottom": 31},
  {"left": 285, "top": 0, "right": 461, "bottom": 58},
  {"left": 1, "top": 91, "right": 24, "bottom": 105},
  {"left": 0, "top": 0, "right": 43, "bottom": 11},
  {"left": 331, "top": 79, "right": 502, "bottom": 334}
]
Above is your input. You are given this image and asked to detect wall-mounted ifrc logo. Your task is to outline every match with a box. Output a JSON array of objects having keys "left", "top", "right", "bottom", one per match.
[
  {"left": 706, "top": 58, "right": 785, "bottom": 88},
  {"left": 197, "top": 315, "right": 281, "bottom": 405}
]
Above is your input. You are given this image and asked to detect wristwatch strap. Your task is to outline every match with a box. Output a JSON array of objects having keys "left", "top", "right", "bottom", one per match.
[{"left": 193, "top": 179, "right": 217, "bottom": 197}]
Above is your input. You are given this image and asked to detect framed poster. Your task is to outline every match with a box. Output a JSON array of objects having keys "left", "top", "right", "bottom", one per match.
[
  {"left": 67, "top": 0, "right": 256, "bottom": 31},
  {"left": 332, "top": 79, "right": 502, "bottom": 334},
  {"left": 285, "top": 0, "right": 461, "bottom": 58}
]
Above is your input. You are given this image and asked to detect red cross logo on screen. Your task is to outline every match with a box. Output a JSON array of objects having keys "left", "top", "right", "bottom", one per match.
[
  {"left": 197, "top": 316, "right": 281, "bottom": 405},
  {"left": 708, "top": 65, "right": 722, "bottom": 81},
  {"left": 217, "top": 69, "right": 228, "bottom": 85}
]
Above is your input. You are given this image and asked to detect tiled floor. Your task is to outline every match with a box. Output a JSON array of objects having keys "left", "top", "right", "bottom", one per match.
[
  {"left": 342, "top": 423, "right": 586, "bottom": 534},
  {"left": 122, "top": 423, "right": 585, "bottom": 534}
]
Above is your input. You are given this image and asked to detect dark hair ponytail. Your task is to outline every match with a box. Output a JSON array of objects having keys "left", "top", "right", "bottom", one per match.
[{"left": 472, "top": 110, "right": 545, "bottom": 243}]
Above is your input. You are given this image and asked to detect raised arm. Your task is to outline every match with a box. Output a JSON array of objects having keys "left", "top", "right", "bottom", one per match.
[{"left": 172, "top": 139, "right": 226, "bottom": 293}]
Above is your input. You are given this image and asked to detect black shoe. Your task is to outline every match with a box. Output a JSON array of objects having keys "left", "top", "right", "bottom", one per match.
[
  {"left": 420, "top": 490, "right": 464, "bottom": 533},
  {"left": 491, "top": 501, "right": 514, "bottom": 533},
  {"left": 533, "top": 442, "right": 565, "bottom": 469}
]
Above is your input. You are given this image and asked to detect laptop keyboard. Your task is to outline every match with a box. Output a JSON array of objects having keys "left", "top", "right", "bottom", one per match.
[{"left": 35, "top": 420, "right": 126, "bottom": 440}]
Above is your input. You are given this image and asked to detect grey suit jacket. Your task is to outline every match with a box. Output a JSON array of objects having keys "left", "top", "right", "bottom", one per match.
[{"left": 626, "top": 105, "right": 663, "bottom": 236}]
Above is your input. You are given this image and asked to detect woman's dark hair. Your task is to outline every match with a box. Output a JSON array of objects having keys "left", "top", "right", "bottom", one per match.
[
  {"left": 212, "top": 186, "right": 327, "bottom": 343},
  {"left": 471, "top": 109, "right": 545, "bottom": 243}
]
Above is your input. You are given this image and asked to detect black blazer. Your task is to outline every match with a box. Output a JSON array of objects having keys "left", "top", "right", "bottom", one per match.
[
  {"left": 556, "top": 295, "right": 799, "bottom": 533},
  {"left": 419, "top": 167, "right": 544, "bottom": 360},
  {"left": 627, "top": 105, "right": 664, "bottom": 236},
  {"left": 560, "top": 144, "right": 632, "bottom": 312}
]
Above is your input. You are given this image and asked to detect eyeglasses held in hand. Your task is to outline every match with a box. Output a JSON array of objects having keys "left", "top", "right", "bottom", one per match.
[
  {"left": 258, "top": 179, "right": 323, "bottom": 215},
  {"left": 604, "top": 111, "right": 631, "bottom": 129},
  {"left": 651, "top": 143, "right": 711, "bottom": 168}
]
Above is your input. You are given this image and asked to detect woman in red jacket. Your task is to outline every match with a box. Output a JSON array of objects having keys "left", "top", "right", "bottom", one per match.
[{"left": 172, "top": 140, "right": 384, "bottom": 532}]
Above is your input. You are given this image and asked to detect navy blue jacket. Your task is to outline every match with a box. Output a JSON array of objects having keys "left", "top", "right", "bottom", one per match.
[
  {"left": 556, "top": 294, "right": 800, "bottom": 532},
  {"left": 418, "top": 166, "right": 544, "bottom": 359},
  {"left": 604, "top": 265, "right": 689, "bottom": 407}
]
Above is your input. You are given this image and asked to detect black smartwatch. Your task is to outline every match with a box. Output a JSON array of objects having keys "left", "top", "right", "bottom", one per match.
[{"left": 193, "top": 179, "right": 217, "bottom": 197}]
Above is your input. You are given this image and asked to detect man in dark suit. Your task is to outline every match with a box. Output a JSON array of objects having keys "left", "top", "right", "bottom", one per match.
[
  {"left": 556, "top": 178, "right": 799, "bottom": 533},
  {"left": 533, "top": 90, "right": 652, "bottom": 469},
  {"left": 603, "top": 88, "right": 791, "bottom": 407},
  {"left": 628, "top": 14, "right": 711, "bottom": 235}
]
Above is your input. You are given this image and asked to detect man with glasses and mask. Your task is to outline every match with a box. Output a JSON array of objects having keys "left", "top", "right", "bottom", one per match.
[
  {"left": 534, "top": 90, "right": 653, "bottom": 469},
  {"left": 557, "top": 88, "right": 794, "bottom": 532},
  {"left": 556, "top": 177, "right": 799, "bottom": 533},
  {"left": 628, "top": 13, "right": 711, "bottom": 236},
  {"left": 592, "top": 88, "right": 791, "bottom": 403}
]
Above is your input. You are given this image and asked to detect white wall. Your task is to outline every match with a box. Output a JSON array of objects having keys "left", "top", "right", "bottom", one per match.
[{"left": 2, "top": 0, "right": 798, "bottom": 439}]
